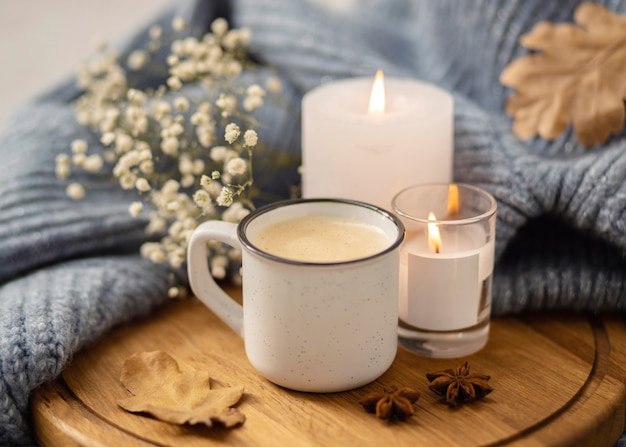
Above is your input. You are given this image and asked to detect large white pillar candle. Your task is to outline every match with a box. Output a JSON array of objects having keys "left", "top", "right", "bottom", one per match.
[{"left": 302, "top": 72, "right": 454, "bottom": 210}]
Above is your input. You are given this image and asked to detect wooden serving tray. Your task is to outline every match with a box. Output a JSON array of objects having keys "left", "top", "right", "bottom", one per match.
[{"left": 31, "top": 284, "right": 626, "bottom": 446}]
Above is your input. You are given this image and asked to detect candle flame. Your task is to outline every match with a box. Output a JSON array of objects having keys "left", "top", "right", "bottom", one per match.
[
  {"left": 427, "top": 212, "right": 441, "bottom": 254},
  {"left": 447, "top": 183, "right": 459, "bottom": 216},
  {"left": 368, "top": 69, "right": 385, "bottom": 115}
]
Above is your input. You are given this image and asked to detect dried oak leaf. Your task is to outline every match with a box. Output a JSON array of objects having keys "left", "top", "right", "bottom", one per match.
[
  {"left": 500, "top": 3, "right": 626, "bottom": 147},
  {"left": 118, "top": 351, "right": 245, "bottom": 428}
]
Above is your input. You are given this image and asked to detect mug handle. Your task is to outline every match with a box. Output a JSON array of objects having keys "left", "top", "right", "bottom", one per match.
[{"left": 187, "top": 220, "right": 244, "bottom": 337}]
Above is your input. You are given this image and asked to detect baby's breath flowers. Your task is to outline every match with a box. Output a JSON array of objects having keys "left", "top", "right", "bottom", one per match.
[
  {"left": 57, "top": 16, "right": 281, "bottom": 283},
  {"left": 66, "top": 182, "right": 86, "bottom": 200}
]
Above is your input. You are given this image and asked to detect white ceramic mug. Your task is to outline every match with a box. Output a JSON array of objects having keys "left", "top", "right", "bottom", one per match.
[{"left": 187, "top": 198, "right": 405, "bottom": 392}]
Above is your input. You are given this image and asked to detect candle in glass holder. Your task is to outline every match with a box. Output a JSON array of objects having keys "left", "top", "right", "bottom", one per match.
[
  {"left": 392, "top": 183, "right": 497, "bottom": 358},
  {"left": 302, "top": 71, "right": 453, "bottom": 209}
]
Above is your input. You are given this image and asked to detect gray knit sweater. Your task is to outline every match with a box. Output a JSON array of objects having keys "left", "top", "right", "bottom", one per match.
[{"left": 1, "top": 0, "right": 625, "bottom": 445}]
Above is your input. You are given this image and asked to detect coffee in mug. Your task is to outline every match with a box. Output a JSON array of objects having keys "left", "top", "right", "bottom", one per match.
[
  {"left": 187, "top": 198, "right": 405, "bottom": 392},
  {"left": 251, "top": 215, "right": 390, "bottom": 263}
]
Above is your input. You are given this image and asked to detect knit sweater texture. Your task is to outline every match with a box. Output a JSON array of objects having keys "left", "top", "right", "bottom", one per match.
[{"left": 1, "top": 0, "right": 625, "bottom": 445}]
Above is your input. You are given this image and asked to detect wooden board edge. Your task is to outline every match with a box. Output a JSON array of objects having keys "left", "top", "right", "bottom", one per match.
[
  {"left": 503, "top": 315, "right": 626, "bottom": 447},
  {"left": 30, "top": 379, "right": 157, "bottom": 447}
]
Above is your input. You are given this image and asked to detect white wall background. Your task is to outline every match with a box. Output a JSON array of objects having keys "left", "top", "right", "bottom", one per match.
[{"left": 0, "top": 0, "right": 173, "bottom": 129}]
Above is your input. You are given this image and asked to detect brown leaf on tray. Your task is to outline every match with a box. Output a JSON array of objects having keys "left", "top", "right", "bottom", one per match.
[
  {"left": 118, "top": 351, "right": 245, "bottom": 428},
  {"left": 500, "top": 2, "right": 626, "bottom": 147}
]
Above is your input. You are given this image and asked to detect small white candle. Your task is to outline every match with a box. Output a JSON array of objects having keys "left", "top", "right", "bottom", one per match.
[
  {"left": 393, "top": 183, "right": 497, "bottom": 357},
  {"left": 302, "top": 72, "right": 453, "bottom": 209},
  {"left": 399, "top": 224, "right": 495, "bottom": 331}
]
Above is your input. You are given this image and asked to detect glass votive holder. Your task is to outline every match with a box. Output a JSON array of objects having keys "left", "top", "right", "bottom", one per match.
[{"left": 392, "top": 183, "right": 497, "bottom": 358}]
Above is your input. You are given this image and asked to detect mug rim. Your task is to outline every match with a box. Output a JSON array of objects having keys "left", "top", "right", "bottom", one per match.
[{"left": 238, "top": 198, "right": 405, "bottom": 266}]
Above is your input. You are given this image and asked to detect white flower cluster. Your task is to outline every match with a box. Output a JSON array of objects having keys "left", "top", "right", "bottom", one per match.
[{"left": 56, "top": 16, "right": 281, "bottom": 283}]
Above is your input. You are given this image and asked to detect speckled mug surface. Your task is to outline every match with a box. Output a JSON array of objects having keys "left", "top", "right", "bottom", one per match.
[{"left": 187, "top": 198, "right": 405, "bottom": 392}]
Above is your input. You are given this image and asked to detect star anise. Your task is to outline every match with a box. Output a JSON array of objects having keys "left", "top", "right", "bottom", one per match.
[
  {"left": 426, "top": 361, "right": 492, "bottom": 407},
  {"left": 359, "top": 385, "right": 420, "bottom": 421}
]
